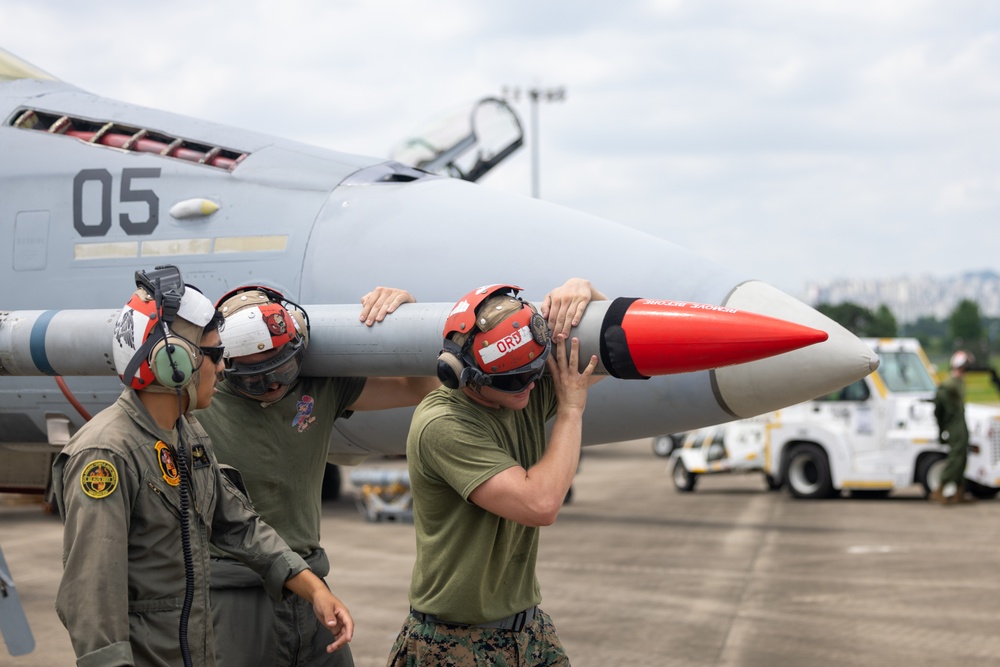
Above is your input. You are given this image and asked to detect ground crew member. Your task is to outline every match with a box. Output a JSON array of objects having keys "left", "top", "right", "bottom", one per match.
[
  {"left": 932, "top": 349, "right": 975, "bottom": 505},
  {"left": 54, "top": 265, "right": 352, "bottom": 667},
  {"left": 387, "top": 279, "right": 604, "bottom": 666},
  {"left": 196, "top": 285, "right": 438, "bottom": 667}
]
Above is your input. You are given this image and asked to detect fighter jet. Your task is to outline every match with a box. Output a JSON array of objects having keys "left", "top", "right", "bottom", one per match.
[{"left": 0, "top": 47, "right": 877, "bottom": 495}]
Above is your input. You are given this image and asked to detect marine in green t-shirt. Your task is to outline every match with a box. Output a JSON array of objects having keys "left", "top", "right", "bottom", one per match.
[
  {"left": 388, "top": 279, "right": 606, "bottom": 667},
  {"left": 197, "top": 285, "right": 439, "bottom": 667}
]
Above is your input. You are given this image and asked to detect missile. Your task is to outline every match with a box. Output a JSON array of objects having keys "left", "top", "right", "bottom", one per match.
[
  {"left": 0, "top": 294, "right": 871, "bottom": 451},
  {"left": 0, "top": 297, "right": 876, "bottom": 446},
  {"left": 2, "top": 296, "right": 826, "bottom": 380}
]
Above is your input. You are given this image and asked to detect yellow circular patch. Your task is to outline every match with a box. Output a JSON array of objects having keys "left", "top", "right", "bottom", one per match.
[
  {"left": 155, "top": 441, "right": 180, "bottom": 487},
  {"left": 80, "top": 460, "right": 119, "bottom": 499}
]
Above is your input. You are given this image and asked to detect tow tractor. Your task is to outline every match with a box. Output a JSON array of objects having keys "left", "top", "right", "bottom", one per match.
[
  {"left": 668, "top": 338, "right": 1000, "bottom": 499},
  {"left": 669, "top": 418, "right": 775, "bottom": 492}
]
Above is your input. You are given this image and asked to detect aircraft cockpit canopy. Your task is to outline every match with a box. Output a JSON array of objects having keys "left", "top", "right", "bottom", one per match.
[
  {"left": 390, "top": 97, "right": 523, "bottom": 183},
  {"left": 0, "top": 48, "right": 58, "bottom": 83}
]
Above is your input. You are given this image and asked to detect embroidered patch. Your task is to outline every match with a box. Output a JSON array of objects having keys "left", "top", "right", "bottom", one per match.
[
  {"left": 292, "top": 394, "right": 316, "bottom": 433},
  {"left": 191, "top": 444, "right": 211, "bottom": 469},
  {"left": 80, "top": 460, "right": 119, "bottom": 499},
  {"left": 155, "top": 441, "right": 180, "bottom": 487}
]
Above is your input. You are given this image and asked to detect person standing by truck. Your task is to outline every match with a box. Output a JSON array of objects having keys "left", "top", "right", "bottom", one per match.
[{"left": 932, "top": 350, "right": 975, "bottom": 505}]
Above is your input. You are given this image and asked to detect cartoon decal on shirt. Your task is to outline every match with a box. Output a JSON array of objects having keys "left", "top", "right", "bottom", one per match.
[{"left": 293, "top": 395, "right": 316, "bottom": 432}]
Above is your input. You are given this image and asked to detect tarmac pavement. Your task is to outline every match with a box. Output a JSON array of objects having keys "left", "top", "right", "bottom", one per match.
[{"left": 4, "top": 438, "right": 1000, "bottom": 666}]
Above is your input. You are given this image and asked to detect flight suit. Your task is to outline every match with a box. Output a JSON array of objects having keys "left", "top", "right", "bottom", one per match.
[
  {"left": 934, "top": 374, "right": 969, "bottom": 496},
  {"left": 53, "top": 388, "right": 309, "bottom": 667}
]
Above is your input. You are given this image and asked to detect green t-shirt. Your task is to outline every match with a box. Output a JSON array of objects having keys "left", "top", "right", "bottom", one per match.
[
  {"left": 406, "top": 376, "right": 558, "bottom": 624},
  {"left": 195, "top": 375, "right": 365, "bottom": 556}
]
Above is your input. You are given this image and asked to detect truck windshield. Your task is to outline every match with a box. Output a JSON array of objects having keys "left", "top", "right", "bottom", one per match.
[{"left": 876, "top": 351, "right": 937, "bottom": 393}]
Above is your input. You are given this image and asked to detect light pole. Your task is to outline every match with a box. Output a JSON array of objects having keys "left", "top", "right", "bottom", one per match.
[{"left": 502, "top": 85, "right": 566, "bottom": 198}]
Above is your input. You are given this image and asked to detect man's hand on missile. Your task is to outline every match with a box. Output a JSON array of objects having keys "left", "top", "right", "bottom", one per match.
[
  {"left": 359, "top": 287, "right": 416, "bottom": 326},
  {"left": 548, "top": 335, "right": 599, "bottom": 414},
  {"left": 541, "top": 278, "right": 607, "bottom": 340}
]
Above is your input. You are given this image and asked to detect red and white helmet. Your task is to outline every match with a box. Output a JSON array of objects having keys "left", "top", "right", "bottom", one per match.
[
  {"left": 215, "top": 286, "right": 310, "bottom": 396},
  {"left": 437, "top": 284, "right": 551, "bottom": 392},
  {"left": 112, "top": 265, "right": 218, "bottom": 407},
  {"left": 216, "top": 286, "right": 308, "bottom": 358}
]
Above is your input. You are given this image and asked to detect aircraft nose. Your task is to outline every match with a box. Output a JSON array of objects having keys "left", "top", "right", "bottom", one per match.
[{"left": 712, "top": 280, "right": 880, "bottom": 418}]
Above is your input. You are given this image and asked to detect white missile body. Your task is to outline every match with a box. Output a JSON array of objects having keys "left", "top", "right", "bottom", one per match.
[{"left": 0, "top": 294, "right": 877, "bottom": 451}]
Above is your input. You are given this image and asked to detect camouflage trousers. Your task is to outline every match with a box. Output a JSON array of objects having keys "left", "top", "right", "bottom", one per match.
[{"left": 386, "top": 608, "right": 569, "bottom": 667}]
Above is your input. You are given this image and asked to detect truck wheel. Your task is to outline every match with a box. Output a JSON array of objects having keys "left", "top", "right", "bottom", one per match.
[
  {"left": 784, "top": 444, "right": 835, "bottom": 499},
  {"left": 964, "top": 479, "right": 1000, "bottom": 500},
  {"left": 672, "top": 459, "right": 698, "bottom": 492},
  {"left": 916, "top": 455, "right": 946, "bottom": 497},
  {"left": 652, "top": 434, "right": 678, "bottom": 457}
]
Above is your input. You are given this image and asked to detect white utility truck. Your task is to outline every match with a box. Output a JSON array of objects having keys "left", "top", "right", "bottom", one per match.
[{"left": 669, "top": 338, "right": 1000, "bottom": 499}]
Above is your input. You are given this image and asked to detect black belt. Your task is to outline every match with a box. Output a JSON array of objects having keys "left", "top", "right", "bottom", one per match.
[{"left": 410, "top": 606, "right": 537, "bottom": 632}]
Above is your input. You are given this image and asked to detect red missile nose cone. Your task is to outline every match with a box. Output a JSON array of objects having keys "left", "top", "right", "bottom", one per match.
[{"left": 620, "top": 300, "right": 829, "bottom": 376}]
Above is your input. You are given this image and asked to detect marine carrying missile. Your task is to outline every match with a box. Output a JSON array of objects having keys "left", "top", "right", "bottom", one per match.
[{"left": 1, "top": 295, "right": 827, "bottom": 380}]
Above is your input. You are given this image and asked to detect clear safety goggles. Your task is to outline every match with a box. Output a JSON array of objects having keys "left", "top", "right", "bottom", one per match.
[{"left": 224, "top": 340, "right": 303, "bottom": 396}]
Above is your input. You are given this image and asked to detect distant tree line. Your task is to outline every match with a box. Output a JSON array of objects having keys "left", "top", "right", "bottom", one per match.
[{"left": 816, "top": 299, "right": 1000, "bottom": 364}]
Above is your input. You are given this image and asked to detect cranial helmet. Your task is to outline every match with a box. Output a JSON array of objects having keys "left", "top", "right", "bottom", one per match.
[
  {"left": 950, "top": 350, "right": 974, "bottom": 371},
  {"left": 112, "top": 265, "right": 219, "bottom": 411},
  {"left": 215, "top": 286, "right": 310, "bottom": 396},
  {"left": 436, "top": 284, "right": 551, "bottom": 393}
]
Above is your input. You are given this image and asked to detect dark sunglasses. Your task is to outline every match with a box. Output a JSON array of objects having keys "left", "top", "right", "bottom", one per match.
[{"left": 199, "top": 345, "right": 226, "bottom": 365}]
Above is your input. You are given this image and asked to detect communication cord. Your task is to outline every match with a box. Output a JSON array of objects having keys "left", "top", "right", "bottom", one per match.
[{"left": 175, "top": 389, "right": 195, "bottom": 667}]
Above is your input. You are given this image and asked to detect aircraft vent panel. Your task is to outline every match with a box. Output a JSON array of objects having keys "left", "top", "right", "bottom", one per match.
[{"left": 8, "top": 108, "right": 249, "bottom": 171}]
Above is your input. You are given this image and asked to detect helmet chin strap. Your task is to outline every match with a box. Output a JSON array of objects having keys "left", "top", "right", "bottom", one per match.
[{"left": 181, "top": 369, "right": 200, "bottom": 413}]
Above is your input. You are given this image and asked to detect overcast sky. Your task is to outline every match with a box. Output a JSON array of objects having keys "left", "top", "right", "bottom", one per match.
[{"left": 3, "top": 0, "right": 998, "bottom": 298}]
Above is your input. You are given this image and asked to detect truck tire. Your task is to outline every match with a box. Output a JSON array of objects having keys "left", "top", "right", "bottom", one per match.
[
  {"left": 784, "top": 444, "right": 835, "bottom": 499},
  {"left": 964, "top": 479, "right": 1000, "bottom": 499},
  {"left": 764, "top": 473, "right": 781, "bottom": 491},
  {"left": 652, "top": 434, "right": 679, "bottom": 458},
  {"left": 916, "top": 455, "right": 946, "bottom": 497},
  {"left": 672, "top": 459, "right": 698, "bottom": 492}
]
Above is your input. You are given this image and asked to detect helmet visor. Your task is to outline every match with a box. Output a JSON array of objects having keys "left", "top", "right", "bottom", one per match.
[{"left": 225, "top": 340, "right": 303, "bottom": 396}]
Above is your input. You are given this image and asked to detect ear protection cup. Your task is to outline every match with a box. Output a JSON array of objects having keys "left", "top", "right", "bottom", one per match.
[
  {"left": 149, "top": 336, "right": 199, "bottom": 389},
  {"left": 436, "top": 339, "right": 489, "bottom": 389},
  {"left": 288, "top": 308, "right": 309, "bottom": 349},
  {"left": 436, "top": 349, "right": 465, "bottom": 390}
]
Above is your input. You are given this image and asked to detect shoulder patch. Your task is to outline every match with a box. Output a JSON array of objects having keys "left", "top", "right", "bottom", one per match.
[
  {"left": 155, "top": 441, "right": 181, "bottom": 487},
  {"left": 80, "top": 460, "right": 119, "bottom": 499}
]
